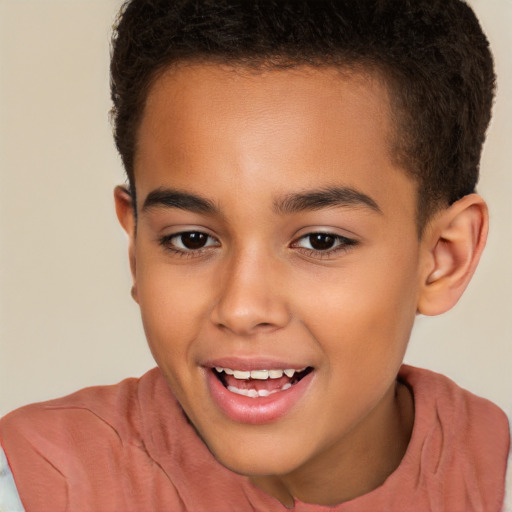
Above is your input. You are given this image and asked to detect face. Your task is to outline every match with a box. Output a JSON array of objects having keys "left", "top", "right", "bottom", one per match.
[{"left": 124, "top": 64, "right": 423, "bottom": 481}]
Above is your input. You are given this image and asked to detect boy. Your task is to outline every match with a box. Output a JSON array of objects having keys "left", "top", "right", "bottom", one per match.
[{"left": 0, "top": 0, "right": 510, "bottom": 510}]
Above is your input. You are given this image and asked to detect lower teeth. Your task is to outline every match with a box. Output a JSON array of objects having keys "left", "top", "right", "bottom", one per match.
[{"left": 227, "top": 383, "right": 292, "bottom": 398}]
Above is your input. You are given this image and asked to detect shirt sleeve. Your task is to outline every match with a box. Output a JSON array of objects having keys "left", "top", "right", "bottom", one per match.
[{"left": 0, "top": 446, "right": 24, "bottom": 512}]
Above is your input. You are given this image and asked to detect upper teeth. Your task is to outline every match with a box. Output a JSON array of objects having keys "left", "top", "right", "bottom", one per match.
[{"left": 214, "top": 367, "right": 305, "bottom": 380}]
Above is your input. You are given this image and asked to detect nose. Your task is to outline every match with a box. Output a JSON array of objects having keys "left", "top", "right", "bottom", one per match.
[{"left": 210, "top": 247, "right": 291, "bottom": 336}]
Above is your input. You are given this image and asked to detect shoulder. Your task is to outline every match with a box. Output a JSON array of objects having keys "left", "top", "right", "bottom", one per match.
[
  {"left": 399, "top": 364, "right": 509, "bottom": 437},
  {"left": 399, "top": 365, "right": 507, "bottom": 420},
  {"left": 0, "top": 368, "right": 185, "bottom": 511},
  {"left": 0, "top": 368, "right": 163, "bottom": 450},
  {"left": 399, "top": 365, "right": 510, "bottom": 510}
]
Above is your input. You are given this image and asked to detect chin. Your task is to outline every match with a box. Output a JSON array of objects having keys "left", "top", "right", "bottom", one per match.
[{"left": 206, "top": 434, "right": 308, "bottom": 478}]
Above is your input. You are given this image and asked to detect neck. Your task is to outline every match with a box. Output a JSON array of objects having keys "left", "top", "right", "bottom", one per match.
[{"left": 250, "top": 379, "right": 414, "bottom": 507}]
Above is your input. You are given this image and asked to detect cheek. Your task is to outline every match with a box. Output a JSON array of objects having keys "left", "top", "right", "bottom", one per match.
[
  {"left": 295, "top": 246, "right": 419, "bottom": 369},
  {"left": 295, "top": 256, "right": 418, "bottom": 429},
  {"left": 135, "top": 259, "right": 213, "bottom": 365}
]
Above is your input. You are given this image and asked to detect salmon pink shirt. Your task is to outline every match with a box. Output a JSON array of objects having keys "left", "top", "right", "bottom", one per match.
[{"left": 0, "top": 365, "right": 509, "bottom": 511}]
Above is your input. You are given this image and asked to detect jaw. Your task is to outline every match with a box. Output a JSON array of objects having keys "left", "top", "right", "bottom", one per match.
[{"left": 249, "top": 379, "right": 414, "bottom": 507}]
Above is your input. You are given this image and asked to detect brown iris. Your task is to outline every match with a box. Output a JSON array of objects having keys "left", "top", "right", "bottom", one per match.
[
  {"left": 308, "top": 234, "right": 336, "bottom": 251},
  {"left": 180, "top": 232, "right": 209, "bottom": 250}
]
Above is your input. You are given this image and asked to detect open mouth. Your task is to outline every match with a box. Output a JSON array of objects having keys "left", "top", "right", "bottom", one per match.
[{"left": 212, "top": 366, "right": 314, "bottom": 398}]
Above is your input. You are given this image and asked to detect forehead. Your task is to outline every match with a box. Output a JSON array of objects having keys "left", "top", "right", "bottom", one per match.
[
  {"left": 138, "top": 63, "right": 394, "bottom": 159},
  {"left": 135, "top": 63, "right": 414, "bottom": 220}
]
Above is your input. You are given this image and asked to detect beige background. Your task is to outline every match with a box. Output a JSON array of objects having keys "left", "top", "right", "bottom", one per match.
[{"left": 0, "top": 0, "right": 510, "bottom": 417}]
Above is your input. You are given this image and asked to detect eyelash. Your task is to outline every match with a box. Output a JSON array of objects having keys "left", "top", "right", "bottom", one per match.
[
  {"left": 158, "top": 232, "right": 220, "bottom": 258},
  {"left": 290, "top": 233, "right": 358, "bottom": 258},
  {"left": 158, "top": 231, "right": 358, "bottom": 259}
]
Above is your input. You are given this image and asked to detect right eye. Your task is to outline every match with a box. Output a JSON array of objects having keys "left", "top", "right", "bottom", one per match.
[{"left": 159, "top": 231, "right": 220, "bottom": 253}]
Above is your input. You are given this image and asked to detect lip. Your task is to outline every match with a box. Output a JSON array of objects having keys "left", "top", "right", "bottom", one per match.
[{"left": 205, "top": 363, "right": 314, "bottom": 424}]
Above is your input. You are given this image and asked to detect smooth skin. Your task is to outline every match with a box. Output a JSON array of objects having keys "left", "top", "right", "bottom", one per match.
[{"left": 115, "top": 64, "right": 487, "bottom": 506}]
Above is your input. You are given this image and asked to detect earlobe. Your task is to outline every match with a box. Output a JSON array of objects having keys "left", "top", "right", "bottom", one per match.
[
  {"left": 417, "top": 194, "right": 488, "bottom": 316},
  {"left": 114, "top": 185, "right": 139, "bottom": 303}
]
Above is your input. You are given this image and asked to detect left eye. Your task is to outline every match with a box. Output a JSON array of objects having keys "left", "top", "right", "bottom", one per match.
[
  {"left": 164, "top": 231, "right": 219, "bottom": 251},
  {"left": 293, "top": 233, "right": 356, "bottom": 252}
]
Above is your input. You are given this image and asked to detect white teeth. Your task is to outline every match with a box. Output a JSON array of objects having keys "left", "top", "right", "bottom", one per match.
[
  {"left": 250, "top": 370, "right": 269, "bottom": 380},
  {"left": 218, "top": 366, "right": 310, "bottom": 398},
  {"left": 226, "top": 383, "right": 290, "bottom": 398},
  {"left": 233, "top": 370, "right": 251, "bottom": 379},
  {"left": 214, "top": 367, "right": 305, "bottom": 380}
]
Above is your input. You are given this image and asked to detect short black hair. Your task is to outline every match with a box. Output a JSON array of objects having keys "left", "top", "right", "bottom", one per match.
[{"left": 110, "top": 0, "right": 495, "bottom": 230}]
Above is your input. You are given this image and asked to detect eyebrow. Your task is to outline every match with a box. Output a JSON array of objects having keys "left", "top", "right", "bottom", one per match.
[
  {"left": 142, "top": 188, "right": 218, "bottom": 214},
  {"left": 273, "top": 186, "right": 382, "bottom": 215},
  {"left": 141, "top": 185, "right": 381, "bottom": 217}
]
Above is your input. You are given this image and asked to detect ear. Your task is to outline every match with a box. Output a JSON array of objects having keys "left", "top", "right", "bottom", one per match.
[
  {"left": 417, "top": 194, "right": 488, "bottom": 316},
  {"left": 114, "top": 185, "right": 139, "bottom": 303}
]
